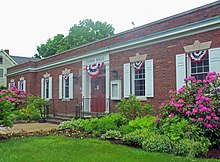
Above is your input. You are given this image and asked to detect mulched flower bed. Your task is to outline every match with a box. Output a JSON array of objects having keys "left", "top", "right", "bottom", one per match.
[{"left": 207, "top": 148, "right": 220, "bottom": 159}]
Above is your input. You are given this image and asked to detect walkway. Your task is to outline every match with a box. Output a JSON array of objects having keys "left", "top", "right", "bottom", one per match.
[{"left": 0, "top": 123, "right": 58, "bottom": 134}]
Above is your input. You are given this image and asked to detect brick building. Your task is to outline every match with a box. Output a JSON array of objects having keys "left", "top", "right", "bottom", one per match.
[{"left": 7, "top": 1, "right": 220, "bottom": 116}]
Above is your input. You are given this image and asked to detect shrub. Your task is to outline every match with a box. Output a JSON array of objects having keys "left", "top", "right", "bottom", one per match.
[
  {"left": 101, "top": 130, "right": 122, "bottom": 140},
  {"left": 142, "top": 134, "right": 173, "bottom": 154},
  {"left": 59, "top": 118, "right": 85, "bottom": 130},
  {"left": 129, "top": 116, "right": 156, "bottom": 131},
  {"left": 122, "top": 129, "right": 150, "bottom": 147},
  {"left": 157, "top": 72, "right": 220, "bottom": 147},
  {"left": 119, "top": 125, "right": 134, "bottom": 135},
  {"left": 172, "top": 138, "right": 211, "bottom": 158},
  {"left": 0, "top": 99, "right": 15, "bottom": 127},
  {"left": 115, "top": 95, "right": 154, "bottom": 120}
]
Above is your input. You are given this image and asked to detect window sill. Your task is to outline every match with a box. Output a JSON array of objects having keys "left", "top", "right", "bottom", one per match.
[
  {"left": 136, "top": 96, "right": 147, "bottom": 101},
  {"left": 62, "top": 99, "right": 70, "bottom": 101}
]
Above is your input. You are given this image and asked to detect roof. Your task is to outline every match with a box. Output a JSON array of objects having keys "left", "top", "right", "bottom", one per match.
[{"left": 10, "top": 56, "right": 39, "bottom": 65}]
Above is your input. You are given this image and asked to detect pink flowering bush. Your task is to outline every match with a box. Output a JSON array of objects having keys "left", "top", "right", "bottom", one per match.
[
  {"left": 0, "top": 86, "right": 27, "bottom": 109},
  {"left": 157, "top": 72, "right": 220, "bottom": 147},
  {"left": 0, "top": 87, "right": 27, "bottom": 127}
]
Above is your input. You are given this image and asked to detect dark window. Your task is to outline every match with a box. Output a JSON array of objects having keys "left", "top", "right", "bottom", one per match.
[
  {"left": 0, "top": 69, "right": 3, "bottom": 78},
  {"left": 45, "top": 79, "right": 49, "bottom": 98},
  {"left": 0, "top": 57, "right": 3, "bottom": 64},
  {"left": 64, "top": 77, "right": 69, "bottom": 98}
]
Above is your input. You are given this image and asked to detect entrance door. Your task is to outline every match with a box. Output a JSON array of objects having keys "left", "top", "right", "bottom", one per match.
[{"left": 91, "top": 76, "right": 106, "bottom": 112}]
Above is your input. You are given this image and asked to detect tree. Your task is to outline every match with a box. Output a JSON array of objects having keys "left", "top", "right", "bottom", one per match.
[{"left": 34, "top": 19, "right": 115, "bottom": 58}]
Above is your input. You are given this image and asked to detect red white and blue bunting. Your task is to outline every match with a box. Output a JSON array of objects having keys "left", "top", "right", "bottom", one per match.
[
  {"left": 188, "top": 50, "right": 208, "bottom": 62},
  {"left": 132, "top": 61, "right": 144, "bottom": 70},
  {"left": 86, "top": 62, "right": 104, "bottom": 78}
]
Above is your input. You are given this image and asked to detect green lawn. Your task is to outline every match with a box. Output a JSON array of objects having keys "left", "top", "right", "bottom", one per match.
[{"left": 0, "top": 136, "right": 219, "bottom": 162}]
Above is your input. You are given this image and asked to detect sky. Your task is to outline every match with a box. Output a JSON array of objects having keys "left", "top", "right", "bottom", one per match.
[{"left": 0, "top": 0, "right": 217, "bottom": 57}]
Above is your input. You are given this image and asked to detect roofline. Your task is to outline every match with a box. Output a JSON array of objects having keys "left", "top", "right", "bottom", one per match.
[
  {"left": 6, "top": 15, "right": 220, "bottom": 76},
  {"left": 0, "top": 50, "right": 18, "bottom": 65},
  {"left": 40, "top": 1, "right": 220, "bottom": 60}
]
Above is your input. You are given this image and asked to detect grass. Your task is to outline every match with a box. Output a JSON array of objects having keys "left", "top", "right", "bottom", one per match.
[{"left": 0, "top": 136, "right": 219, "bottom": 162}]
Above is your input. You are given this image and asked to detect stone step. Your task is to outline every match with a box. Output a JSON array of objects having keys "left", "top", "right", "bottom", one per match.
[{"left": 46, "top": 118, "right": 63, "bottom": 125}]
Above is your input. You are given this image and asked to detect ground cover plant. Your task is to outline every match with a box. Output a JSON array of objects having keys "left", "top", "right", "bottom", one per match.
[{"left": 1, "top": 136, "right": 219, "bottom": 162}]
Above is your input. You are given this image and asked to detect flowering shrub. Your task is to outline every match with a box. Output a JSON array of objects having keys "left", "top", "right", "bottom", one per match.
[
  {"left": 157, "top": 72, "right": 220, "bottom": 147},
  {"left": 0, "top": 87, "right": 27, "bottom": 127},
  {"left": 0, "top": 86, "right": 26, "bottom": 109}
]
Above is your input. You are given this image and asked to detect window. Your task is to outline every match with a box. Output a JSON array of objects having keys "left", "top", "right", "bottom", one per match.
[
  {"left": 41, "top": 77, "right": 52, "bottom": 99},
  {"left": 190, "top": 54, "right": 209, "bottom": 81},
  {"left": 111, "top": 80, "right": 121, "bottom": 100},
  {"left": 176, "top": 48, "right": 220, "bottom": 90},
  {"left": 64, "top": 76, "right": 70, "bottom": 98},
  {"left": 18, "top": 80, "right": 26, "bottom": 92},
  {"left": 134, "top": 64, "right": 145, "bottom": 96},
  {"left": 45, "top": 78, "right": 49, "bottom": 98},
  {"left": 59, "top": 73, "right": 73, "bottom": 100},
  {"left": 0, "top": 68, "right": 3, "bottom": 78},
  {"left": 123, "top": 59, "right": 154, "bottom": 99},
  {"left": 0, "top": 57, "right": 3, "bottom": 64}
]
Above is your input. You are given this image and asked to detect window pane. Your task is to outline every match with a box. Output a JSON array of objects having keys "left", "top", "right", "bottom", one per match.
[
  {"left": 112, "top": 84, "right": 118, "bottom": 98},
  {"left": 0, "top": 69, "right": 3, "bottom": 78},
  {"left": 190, "top": 54, "right": 209, "bottom": 81},
  {"left": 65, "top": 78, "right": 69, "bottom": 98}
]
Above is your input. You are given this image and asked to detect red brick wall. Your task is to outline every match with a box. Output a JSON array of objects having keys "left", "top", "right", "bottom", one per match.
[{"left": 109, "top": 28, "right": 220, "bottom": 112}]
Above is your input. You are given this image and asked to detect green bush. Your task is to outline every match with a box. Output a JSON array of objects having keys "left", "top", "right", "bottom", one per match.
[
  {"left": 115, "top": 95, "right": 154, "bottom": 120},
  {"left": 142, "top": 134, "right": 173, "bottom": 153},
  {"left": 172, "top": 138, "right": 211, "bottom": 158},
  {"left": 101, "top": 130, "right": 122, "bottom": 140},
  {"left": 0, "top": 99, "right": 15, "bottom": 127},
  {"left": 14, "top": 96, "right": 49, "bottom": 120},
  {"left": 122, "top": 129, "right": 150, "bottom": 147},
  {"left": 59, "top": 118, "right": 85, "bottom": 130},
  {"left": 129, "top": 116, "right": 156, "bottom": 130},
  {"left": 81, "top": 113, "right": 128, "bottom": 136},
  {"left": 119, "top": 125, "right": 134, "bottom": 135}
]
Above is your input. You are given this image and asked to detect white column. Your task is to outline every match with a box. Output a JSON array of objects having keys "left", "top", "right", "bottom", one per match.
[
  {"left": 105, "top": 62, "right": 110, "bottom": 113},
  {"left": 82, "top": 67, "right": 90, "bottom": 112}
]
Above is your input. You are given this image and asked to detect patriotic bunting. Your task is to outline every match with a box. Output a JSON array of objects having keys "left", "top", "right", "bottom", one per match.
[
  {"left": 86, "top": 62, "right": 104, "bottom": 78},
  {"left": 188, "top": 50, "right": 208, "bottom": 62},
  {"left": 132, "top": 61, "right": 144, "bottom": 70}
]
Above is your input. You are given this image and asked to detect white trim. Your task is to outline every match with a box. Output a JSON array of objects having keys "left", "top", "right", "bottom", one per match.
[
  {"left": 176, "top": 54, "right": 186, "bottom": 90},
  {"left": 145, "top": 59, "right": 154, "bottom": 97},
  {"left": 123, "top": 63, "right": 131, "bottom": 98},
  {"left": 59, "top": 75, "right": 63, "bottom": 99},
  {"left": 110, "top": 80, "right": 121, "bottom": 100},
  {"left": 69, "top": 73, "right": 74, "bottom": 99},
  {"left": 209, "top": 48, "right": 220, "bottom": 73}
]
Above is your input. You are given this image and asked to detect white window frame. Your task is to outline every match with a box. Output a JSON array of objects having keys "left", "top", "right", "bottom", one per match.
[
  {"left": 123, "top": 59, "right": 154, "bottom": 100},
  {"left": 59, "top": 73, "right": 73, "bottom": 100},
  {"left": 41, "top": 77, "right": 52, "bottom": 100},
  {"left": 110, "top": 80, "right": 121, "bottom": 100},
  {"left": 18, "top": 80, "right": 26, "bottom": 92}
]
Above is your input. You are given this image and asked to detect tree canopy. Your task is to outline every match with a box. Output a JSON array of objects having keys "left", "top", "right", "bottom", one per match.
[{"left": 34, "top": 19, "right": 115, "bottom": 58}]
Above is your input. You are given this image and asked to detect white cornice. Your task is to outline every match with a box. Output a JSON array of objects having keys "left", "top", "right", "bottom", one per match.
[{"left": 6, "top": 16, "right": 220, "bottom": 77}]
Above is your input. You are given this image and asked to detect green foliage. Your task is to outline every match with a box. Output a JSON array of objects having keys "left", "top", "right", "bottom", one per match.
[
  {"left": 172, "top": 138, "right": 211, "bottom": 158},
  {"left": 35, "top": 19, "right": 115, "bottom": 58},
  {"left": 129, "top": 116, "right": 156, "bottom": 130},
  {"left": 0, "top": 99, "right": 15, "bottom": 127},
  {"left": 58, "top": 118, "right": 85, "bottom": 130},
  {"left": 122, "top": 129, "right": 151, "bottom": 147},
  {"left": 101, "top": 130, "right": 122, "bottom": 140},
  {"left": 142, "top": 134, "right": 173, "bottom": 154},
  {"left": 115, "top": 95, "right": 154, "bottom": 120},
  {"left": 119, "top": 124, "right": 134, "bottom": 135}
]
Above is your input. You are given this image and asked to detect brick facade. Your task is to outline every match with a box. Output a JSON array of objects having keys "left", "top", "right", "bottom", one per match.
[{"left": 7, "top": 2, "right": 220, "bottom": 115}]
